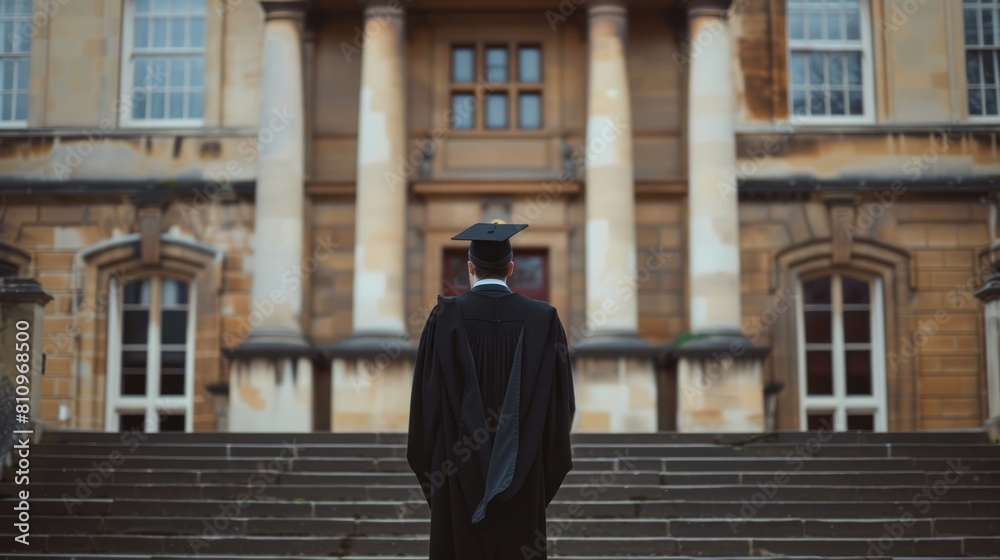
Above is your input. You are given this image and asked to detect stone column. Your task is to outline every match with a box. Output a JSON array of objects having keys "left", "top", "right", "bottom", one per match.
[
  {"left": 975, "top": 262, "right": 1000, "bottom": 441},
  {"left": 228, "top": 0, "right": 316, "bottom": 432},
  {"left": 583, "top": 0, "right": 638, "bottom": 339},
  {"left": 328, "top": 0, "right": 413, "bottom": 432},
  {"left": 676, "top": 0, "right": 767, "bottom": 433},
  {"left": 352, "top": 1, "right": 408, "bottom": 338},
  {"left": 573, "top": 0, "right": 658, "bottom": 433}
]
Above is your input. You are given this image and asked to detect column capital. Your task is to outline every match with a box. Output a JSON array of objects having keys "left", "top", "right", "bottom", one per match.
[
  {"left": 683, "top": 0, "right": 732, "bottom": 19},
  {"left": 363, "top": 0, "right": 406, "bottom": 20},
  {"left": 588, "top": 0, "right": 627, "bottom": 21},
  {"left": 261, "top": 0, "right": 307, "bottom": 23}
]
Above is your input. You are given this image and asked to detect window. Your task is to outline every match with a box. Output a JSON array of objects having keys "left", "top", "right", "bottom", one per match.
[
  {"left": 121, "top": 0, "right": 205, "bottom": 125},
  {"left": 797, "top": 274, "right": 887, "bottom": 431},
  {"left": 449, "top": 43, "right": 542, "bottom": 130},
  {"left": 786, "top": 0, "right": 874, "bottom": 121},
  {"left": 105, "top": 276, "right": 195, "bottom": 432},
  {"left": 0, "top": 0, "right": 31, "bottom": 126},
  {"left": 441, "top": 248, "right": 549, "bottom": 301},
  {"left": 964, "top": 0, "right": 1000, "bottom": 118}
]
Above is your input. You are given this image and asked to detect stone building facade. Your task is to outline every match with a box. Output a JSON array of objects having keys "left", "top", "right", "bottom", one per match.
[{"left": 0, "top": 0, "right": 997, "bottom": 434}]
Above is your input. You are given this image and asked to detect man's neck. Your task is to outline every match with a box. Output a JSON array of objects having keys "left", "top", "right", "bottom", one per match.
[{"left": 472, "top": 278, "right": 508, "bottom": 289}]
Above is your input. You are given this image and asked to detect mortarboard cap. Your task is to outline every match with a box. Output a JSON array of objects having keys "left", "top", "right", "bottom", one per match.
[{"left": 451, "top": 221, "right": 529, "bottom": 269}]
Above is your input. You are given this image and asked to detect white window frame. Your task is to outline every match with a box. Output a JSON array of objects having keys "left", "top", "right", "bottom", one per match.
[
  {"left": 786, "top": 0, "right": 877, "bottom": 125},
  {"left": 963, "top": 0, "right": 1000, "bottom": 122},
  {"left": 104, "top": 275, "right": 196, "bottom": 433},
  {"left": 796, "top": 273, "right": 888, "bottom": 431},
  {"left": 119, "top": 0, "right": 206, "bottom": 128},
  {"left": 0, "top": 0, "right": 32, "bottom": 129}
]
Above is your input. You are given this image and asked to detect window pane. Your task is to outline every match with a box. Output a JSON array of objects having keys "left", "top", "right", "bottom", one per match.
[
  {"left": 807, "top": 413, "right": 834, "bottom": 431},
  {"left": 486, "top": 46, "right": 508, "bottom": 82},
  {"left": 984, "top": 51, "right": 997, "bottom": 85},
  {"left": 169, "top": 17, "right": 185, "bottom": 47},
  {"left": 134, "top": 17, "right": 150, "bottom": 49},
  {"left": 806, "top": 350, "right": 833, "bottom": 395},
  {"left": 848, "top": 89, "right": 863, "bottom": 114},
  {"left": 792, "top": 88, "right": 807, "bottom": 115},
  {"left": 160, "top": 350, "right": 186, "bottom": 395},
  {"left": 845, "top": 10, "right": 860, "bottom": 40},
  {"left": 809, "top": 52, "right": 825, "bottom": 85},
  {"left": 189, "top": 17, "right": 204, "bottom": 48},
  {"left": 847, "top": 52, "right": 862, "bottom": 84},
  {"left": 808, "top": 12, "right": 822, "bottom": 39},
  {"left": 124, "top": 279, "right": 151, "bottom": 304},
  {"left": 829, "top": 52, "right": 843, "bottom": 84},
  {"left": 518, "top": 47, "right": 541, "bottom": 82},
  {"left": 791, "top": 53, "right": 806, "bottom": 84},
  {"left": 452, "top": 46, "right": 474, "bottom": 83},
  {"left": 485, "top": 92, "right": 507, "bottom": 129},
  {"left": 162, "top": 279, "right": 189, "bottom": 305},
  {"left": 965, "top": 8, "right": 980, "bottom": 46},
  {"left": 826, "top": 12, "right": 842, "bottom": 40},
  {"left": 119, "top": 413, "right": 146, "bottom": 433},
  {"left": 121, "top": 350, "right": 147, "bottom": 396},
  {"left": 804, "top": 310, "right": 831, "bottom": 343},
  {"left": 509, "top": 255, "right": 544, "bottom": 289},
  {"left": 789, "top": 11, "right": 804, "bottom": 40},
  {"left": 13, "top": 92, "right": 25, "bottom": 120},
  {"left": 986, "top": 87, "right": 998, "bottom": 114},
  {"left": 161, "top": 309, "right": 187, "bottom": 344},
  {"left": 151, "top": 17, "right": 167, "bottom": 47},
  {"left": 122, "top": 310, "right": 150, "bottom": 344},
  {"left": 188, "top": 92, "right": 203, "bottom": 119},
  {"left": 189, "top": 56, "right": 204, "bottom": 87},
  {"left": 970, "top": 87, "right": 983, "bottom": 115},
  {"left": 985, "top": 8, "right": 996, "bottom": 46},
  {"left": 809, "top": 89, "right": 826, "bottom": 114},
  {"left": 450, "top": 93, "right": 474, "bottom": 129},
  {"left": 968, "top": 52, "right": 982, "bottom": 85},
  {"left": 828, "top": 90, "right": 845, "bottom": 115},
  {"left": 168, "top": 92, "right": 185, "bottom": 118},
  {"left": 846, "top": 413, "right": 874, "bottom": 431},
  {"left": 842, "top": 277, "right": 870, "bottom": 304},
  {"left": 804, "top": 277, "right": 831, "bottom": 305},
  {"left": 843, "top": 310, "right": 871, "bottom": 343},
  {"left": 169, "top": 59, "right": 185, "bottom": 87},
  {"left": 151, "top": 91, "right": 165, "bottom": 118},
  {"left": 845, "top": 350, "right": 872, "bottom": 395},
  {"left": 160, "top": 414, "right": 185, "bottom": 432},
  {"left": 518, "top": 92, "right": 541, "bottom": 129}
]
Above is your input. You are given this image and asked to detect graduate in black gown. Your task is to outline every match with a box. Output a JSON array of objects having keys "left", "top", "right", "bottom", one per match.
[{"left": 407, "top": 222, "right": 576, "bottom": 560}]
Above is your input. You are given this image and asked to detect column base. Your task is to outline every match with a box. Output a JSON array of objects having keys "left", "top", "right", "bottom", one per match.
[
  {"left": 227, "top": 356, "right": 314, "bottom": 432},
  {"left": 323, "top": 334, "right": 416, "bottom": 432},
  {"left": 986, "top": 416, "right": 1000, "bottom": 444},
  {"left": 572, "top": 333, "right": 662, "bottom": 433},
  {"left": 675, "top": 330, "right": 770, "bottom": 433}
]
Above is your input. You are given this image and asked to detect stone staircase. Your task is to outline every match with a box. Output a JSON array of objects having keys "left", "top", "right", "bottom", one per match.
[{"left": 1, "top": 430, "right": 999, "bottom": 559}]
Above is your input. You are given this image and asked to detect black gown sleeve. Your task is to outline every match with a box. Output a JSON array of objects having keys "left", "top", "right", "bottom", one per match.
[
  {"left": 407, "top": 304, "right": 442, "bottom": 506},
  {"left": 542, "top": 311, "right": 576, "bottom": 507}
]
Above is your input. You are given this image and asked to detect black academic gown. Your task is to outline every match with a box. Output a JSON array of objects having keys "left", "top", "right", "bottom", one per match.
[{"left": 406, "top": 282, "right": 576, "bottom": 560}]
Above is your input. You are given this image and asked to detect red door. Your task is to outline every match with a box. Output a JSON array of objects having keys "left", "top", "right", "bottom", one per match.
[{"left": 441, "top": 248, "right": 549, "bottom": 302}]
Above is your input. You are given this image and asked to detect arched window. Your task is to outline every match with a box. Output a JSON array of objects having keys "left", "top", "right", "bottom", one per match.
[
  {"left": 105, "top": 275, "right": 195, "bottom": 432},
  {"left": 796, "top": 273, "right": 887, "bottom": 431}
]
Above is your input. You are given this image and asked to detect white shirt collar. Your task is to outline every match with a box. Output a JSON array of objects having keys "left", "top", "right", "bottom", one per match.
[{"left": 472, "top": 278, "right": 509, "bottom": 289}]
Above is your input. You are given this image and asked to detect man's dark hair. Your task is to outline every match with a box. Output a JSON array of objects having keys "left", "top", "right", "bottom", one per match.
[{"left": 473, "top": 264, "right": 508, "bottom": 280}]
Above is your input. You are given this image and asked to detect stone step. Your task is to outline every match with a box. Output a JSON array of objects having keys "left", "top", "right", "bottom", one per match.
[
  {"left": 2, "top": 515, "right": 997, "bottom": 538},
  {"left": 8, "top": 556, "right": 1000, "bottom": 560},
  {"left": 41, "top": 429, "right": 992, "bottom": 445},
  {"left": 9, "top": 497, "right": 1000, "bottom": 519},
  {"left": 24, "top": 455, "right": 1000, "bottom": 473},
  {"left": 25, "top": 467, "right": 1000, "bottom": 486},
  {"left": 18, "top": 482, "right": 1000, "bottom": 502},
  {"left": 4, "top": 533, "right": 998, "bottom": 556},
  {"left": 28, "top": 442, "right": 1000, "bottom": 459}
]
